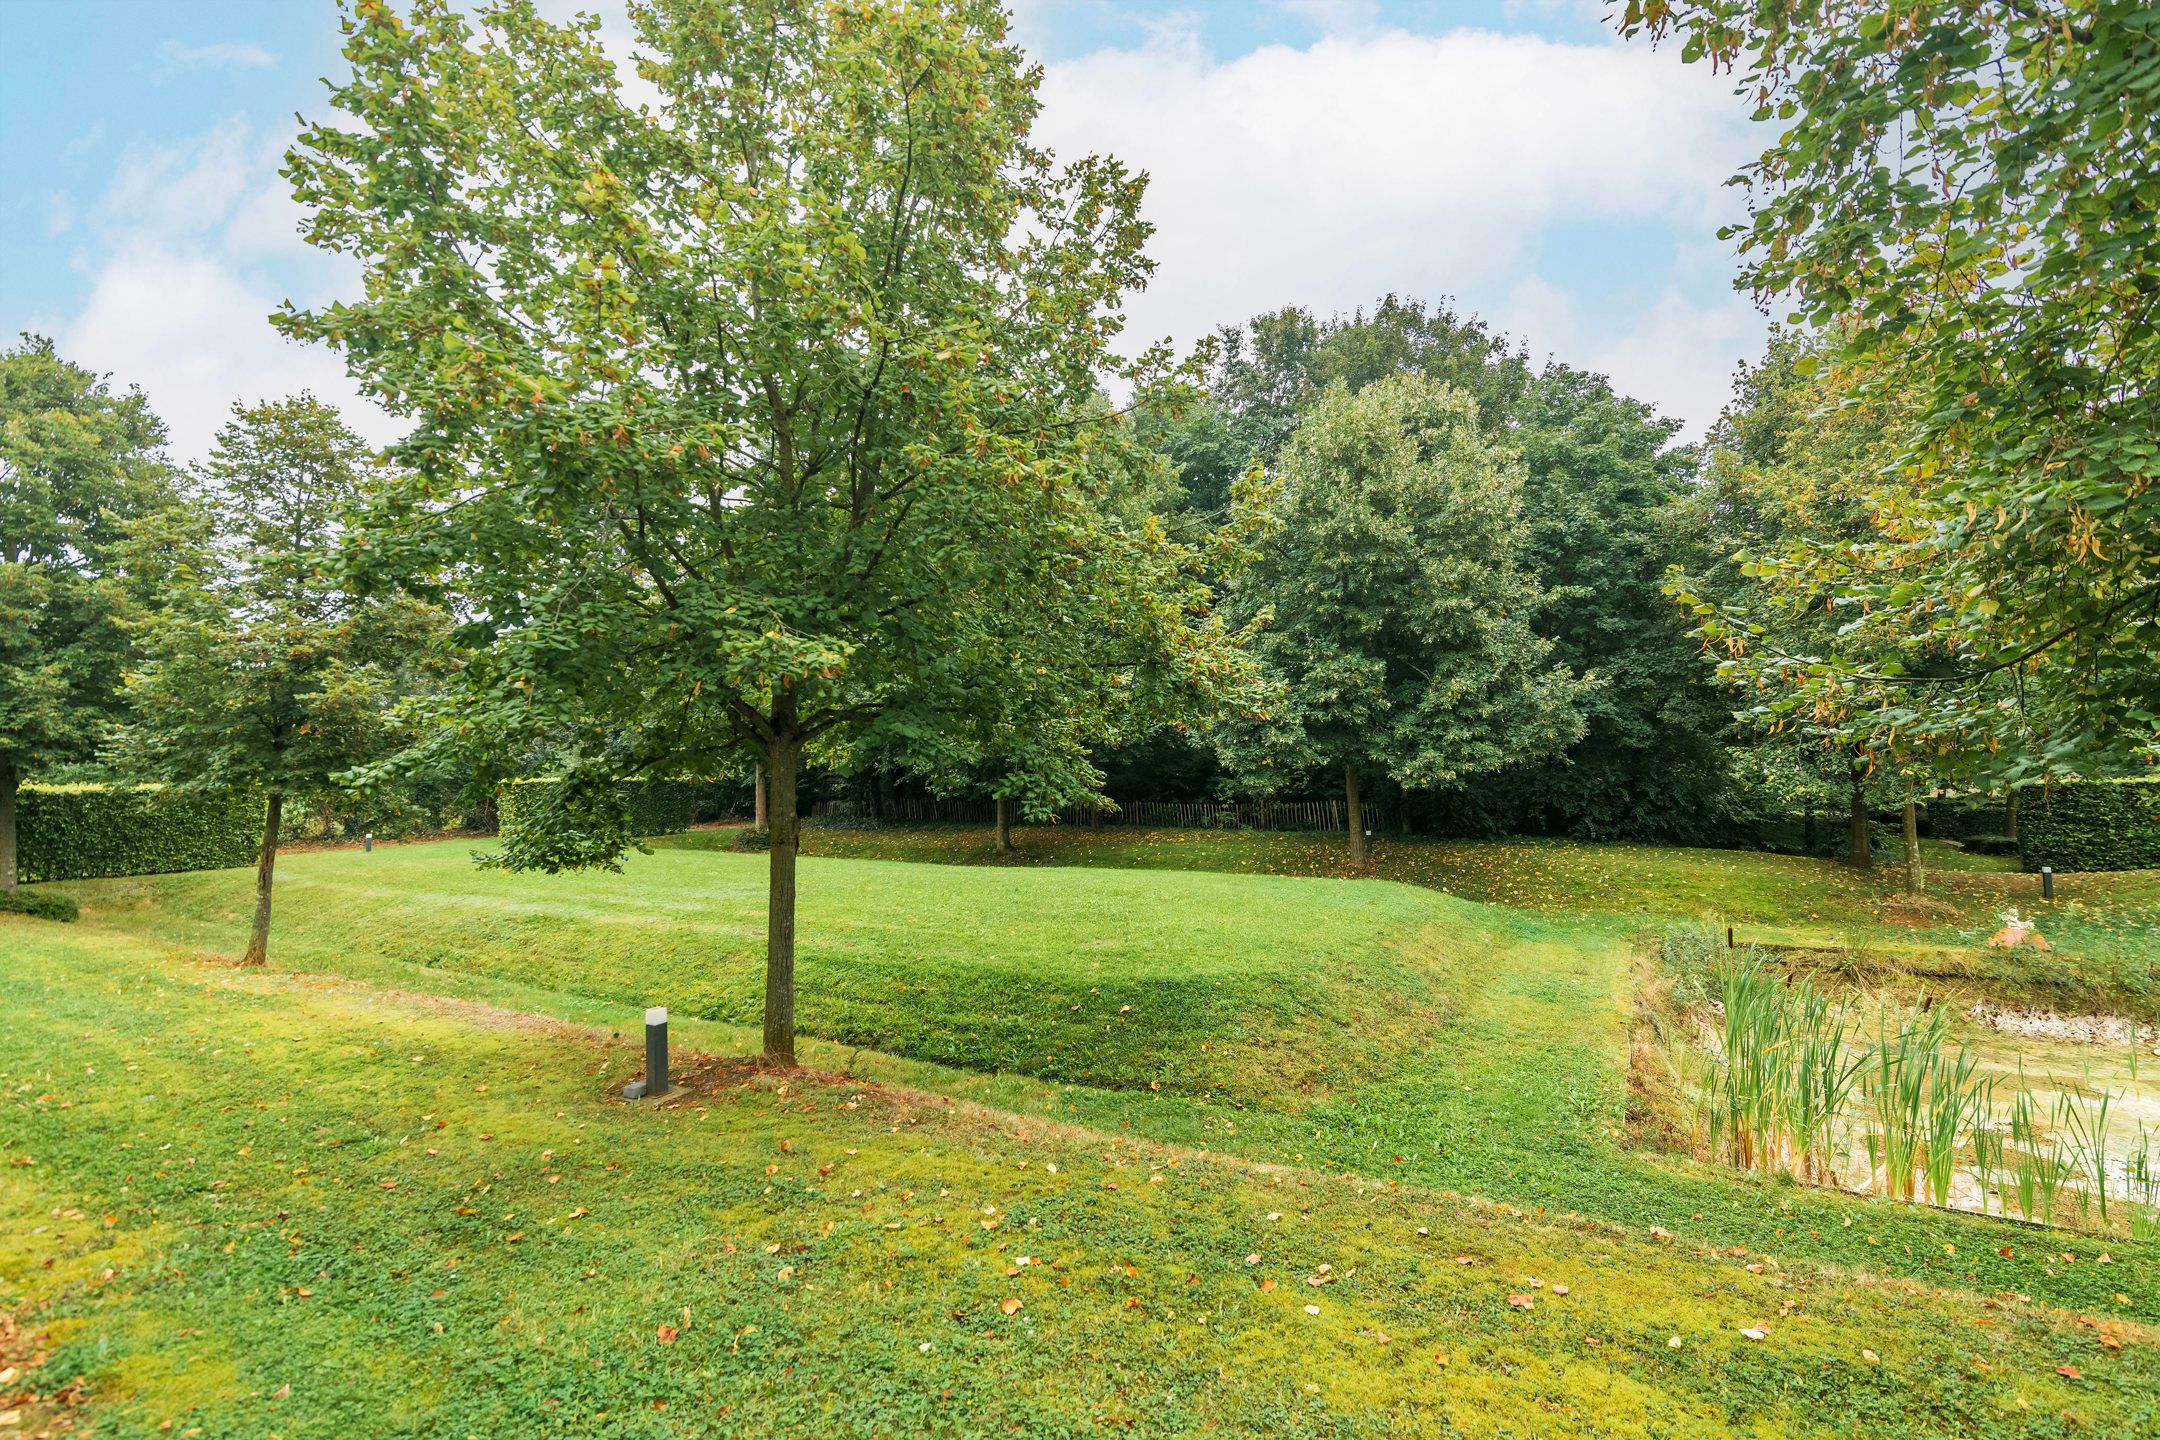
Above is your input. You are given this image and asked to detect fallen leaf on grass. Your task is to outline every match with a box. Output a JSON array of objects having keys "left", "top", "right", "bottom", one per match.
[
  {"left": 1507, "top": 1295, "right": 1535, "bottom": 1311},
  {"left": 1739, "top": 1327, "right": 1768, "bottom": 1341},
  {"left": 2057, "top": 1364, "right": 2082, "bottom": 1380},
  {"left": 656, "top": 1325, "right": 677, "bottom": 1344},
  {"left": 1000, "top": 1298, "right": 1022, "bottom": 1316},
  {"left": 1861, "top": 1349, "right": 1879, "bottom": 1364}
]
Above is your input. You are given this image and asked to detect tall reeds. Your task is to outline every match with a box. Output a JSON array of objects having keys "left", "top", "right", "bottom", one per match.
[
  {"left": 1666, "top": 928, "right": 2143, "bottom": 1233},
  {"left": 1702, "top": 954, "right": 1864, "bottom": 1183}
]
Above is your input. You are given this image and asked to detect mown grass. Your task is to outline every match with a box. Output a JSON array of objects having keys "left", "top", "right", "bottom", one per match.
[
  {"left": 57, "top": 845, "right": 1482, "bottom": 1107},
  {"left": 38, "top": 841, "right": 2160, "bottom": 1319},
  {"left": 4, "top": 918, "right": 2155, "bottom": 1438},
  {"left": 748, "top": 824, "right": 2160, "bottom": 1008}
]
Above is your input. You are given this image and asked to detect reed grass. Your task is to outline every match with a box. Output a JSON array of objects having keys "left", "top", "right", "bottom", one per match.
[{"left": 1667, "top": 928, "right": 2142, "bottom": 1232}]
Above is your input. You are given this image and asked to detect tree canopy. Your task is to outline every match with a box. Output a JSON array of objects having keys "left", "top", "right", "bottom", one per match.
[
  {"left": 1622, "top": 0, "right": 2160, "bottom": 769},
  {"left": 0, "top": 335, "right": 174, "bottom": 891},
  {"left": 1221, "top": 373, "right": 1589, "bottom": 861},
  {"left": 116, "top": 396, "right": 448, "bottom": 962},
  {"left": 282, "top": 0, "right": 1250, "bottom": 1061}
]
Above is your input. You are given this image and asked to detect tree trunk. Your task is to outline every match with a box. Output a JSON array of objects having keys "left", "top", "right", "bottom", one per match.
[
  {"left": 2005, "top": 787, "right": 2020, "bottom": 841},
  {"left": 1089, "top": 802, "right": 1101, "bottom": 832},
  {"left": 1345, "top": 760, "right": 1367, "bottom": 865},
  {"left": 1901, "top": 784, "right": 1925, "bottom": 897},
  {"left": 762, "top": 739, "right": 800, "bottom": 1066},
  {"left": 243, "top": 791, "right": 283, "bottom": 965},
  {"left": 1802, "top": 799, "right": 1816, "bottom": 855},
  {"left": 753, "top": 763, "right": 768, "bottom": 835},
  {"left": 1847, "top": 784, "right": 1873, "bottom": 870},
  {"left": 994, "top": 795, "right": 1014, "bottom": 854},
  {"left": 0, "top": 757, "right": 17, "bottom": 894}
]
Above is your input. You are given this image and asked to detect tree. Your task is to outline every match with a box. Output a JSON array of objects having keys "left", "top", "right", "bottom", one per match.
[
  {"left": 115, "top": 397, "right": 446, "bottom": 964},
  {"left": 281, "top": 0, "right": 1247, "bottom": 1064},
  {"left": 1221, "top": 374, "right": 1590, "bottom": 863},
  {"left": 1437, "top": 363, "right": 1727, "bottom": 839},
  {"left": 1675, "top": 332, "right": 2013, "bottom": 893},
  {"left": 1142, "top": 298, "right": 1732, "bottom": 841},
  {"left": 0, "top": 336, "right": 174, "bottom": 892},
  {"left": 1621, "top": 0, "right": 2160, "bottom": 767}
]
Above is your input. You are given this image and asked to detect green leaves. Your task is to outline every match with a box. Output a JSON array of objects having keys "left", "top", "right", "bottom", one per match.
[
  {"left": 113, "top": 397, "right": 450, "bottom": 807},
  {"left": 1624, "top": 2, "right": 2160, "bottom": 771},
  {"left": 1220, "top": 374, "right": 1590, "bottom": 800},
  {"left": 0, "top": 335, "right": 175, "bottom": 777}
]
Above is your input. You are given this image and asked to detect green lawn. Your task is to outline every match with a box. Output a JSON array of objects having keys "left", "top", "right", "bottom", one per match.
[
  {"left": 757, "top": 824, "right": 2160, "bottom": 1010},
  {"left": 5, "top": 833, "right": 2158, "bottom": 1435}
]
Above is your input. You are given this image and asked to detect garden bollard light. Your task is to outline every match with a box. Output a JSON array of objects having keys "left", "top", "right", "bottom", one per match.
[
  {"left": 645, "top": 1006, "right": 669, "bottom": 1097},
  {"left": 2041, "top": 866, "right": 2053, "bottom": 900},
  {"left": 364, "top": 832, "right": 374, "bottom": 853},
  {"left": 624, "top": 1007, "right": 670, "bottom": 1100}
]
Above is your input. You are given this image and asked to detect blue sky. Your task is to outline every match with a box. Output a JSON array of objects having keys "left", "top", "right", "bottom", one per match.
[{"left": 2, "top": 0, "right": 1764, "bottom": 459}]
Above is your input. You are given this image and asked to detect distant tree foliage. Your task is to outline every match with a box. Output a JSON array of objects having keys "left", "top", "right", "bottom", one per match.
[
  {"left": 1140, "top": 296, "right": 1730, "bottom": 838},
  {"left": 1219, "top": 374, "right": 1590, "bottom": 862},
  {"left": 115, "top": 397, "right": 449, "bottom": 963},
  {"left": 0, "top": 335, "right": 175, "bottom": 892}
]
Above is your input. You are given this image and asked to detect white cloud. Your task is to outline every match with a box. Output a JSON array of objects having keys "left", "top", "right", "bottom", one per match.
[
  {"left": 96, "top": 119, "right": 259, "bottom": 239},
  {"left": 44, "top": 193, "right": 75, "bottom": 237},
  {"left": 54, "top": 117, "right": 393, "bottom": 462},
  {"left": 1035, "top": 24, "right": 1760, "bottom": 434},
  {"left": 1504, "top": 274, "right": 1762, "bottom": 438},
  {"left": 157, "top": 40, "right": 277, "bottom": 72},
  {"left": 61, "top": 243, "right": 398, "bottom": 463}
]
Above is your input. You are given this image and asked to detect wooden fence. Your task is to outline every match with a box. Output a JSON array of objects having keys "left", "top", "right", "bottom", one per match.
[{"left": 809, "top": 795, "right": 1389, "bottom": 834}]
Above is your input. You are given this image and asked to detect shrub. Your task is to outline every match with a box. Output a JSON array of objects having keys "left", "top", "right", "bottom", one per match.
[
  {"left": 0, "top": 887, "right": 80, "bottom": 922},
  {"left": 497, "top": 777, "right": 699, "bottom": 844},
  {"left": 19, "top": 784, "right": 263, "bottom": 883},
  {"left": 2019, "top": 778, "right": 2160, "bottom": 873},
  {"left": 1958, "top": 832, "right": 2020, "bottom": 857}
]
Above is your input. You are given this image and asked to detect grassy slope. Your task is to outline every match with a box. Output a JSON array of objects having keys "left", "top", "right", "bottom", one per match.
[
  {"left": 4, "top": 918, "right": 2155, "bottom": 1438},
  {"left": 755, "top": 825, "right": 2160, "bottom": 1010},
  {"left": 41, "top": 843, "right": 2160, "bottom": 1314},
  {"left": 56, "top": 845, "right": 1485, "bottom": 1105}
]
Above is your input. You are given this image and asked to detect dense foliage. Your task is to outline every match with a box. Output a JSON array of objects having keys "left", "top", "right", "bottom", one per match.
[
  {"left": 16, "top": 783, "right": 262, "bottom": 884},
  {"left": 0, "top": 336, "right": 174, "bottom": 890},
  {"left": 115, "top": 396, "right": 449, "bottom": 962},
  {"left": 2020, "top": 779, "right": 2160, "bottom": 874},
  {"left": 1142, "top": 298, "right": 1731, "bottom": 839},
  {"left": 1622, "top": 0, "right": 2160, "bottom": 772},
  {"left": 496, "top": 776, "right": 700, "bottom": 849},
  {"left": 1219, "top": 374, "right": 1588, "bottom": 860}
]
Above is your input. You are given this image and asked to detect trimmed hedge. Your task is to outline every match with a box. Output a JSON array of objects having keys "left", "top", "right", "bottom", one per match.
[
  {"left": 2019, "top": 778, "right": 2160, "bottom": 873},
  {"left": 1923, "top": 794, "right": 2014, "bottom": 842},
  {"left": 19, "top": 784, "right": 265, "bottom": 883},
  {"left": 497, "top": 777, "right": 699, "bottom": 842},
  {"left": 0, "top": 887, "right": 79, "bottom": 922}
]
